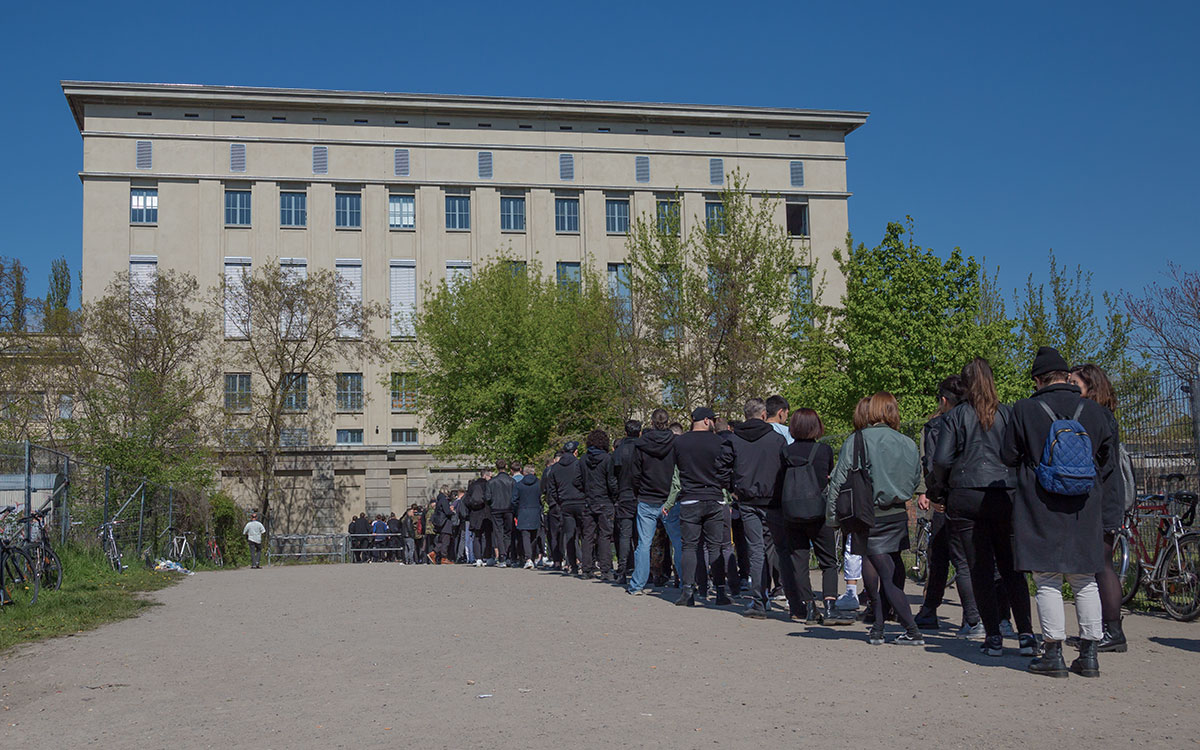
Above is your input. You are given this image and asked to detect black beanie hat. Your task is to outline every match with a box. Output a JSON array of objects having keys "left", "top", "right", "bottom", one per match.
[{"left": 1030, "top": 346, "right": 1069, "bottom": 378}]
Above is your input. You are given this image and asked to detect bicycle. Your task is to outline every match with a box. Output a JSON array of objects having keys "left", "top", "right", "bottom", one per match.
[
  {"left": 1112, "top": 473, "right": 1200, "bottom": 621},
  {"left": 205, "top": 535, "right": 224, "bottom": 567},
  {"left": 12, "top": 507, "right": 63, "bottom": 591},
  {"left": 164, "top": 527, "right": 196, "bottom": 568},
  {"left": 910, "top": 515, "right": 932, "bottom": 584},
  {"left": 0, "top": 506, "right": 40, "bottom": 607},
  {"left": 97, "top": 520, "right": 125, "bottom": 572}
]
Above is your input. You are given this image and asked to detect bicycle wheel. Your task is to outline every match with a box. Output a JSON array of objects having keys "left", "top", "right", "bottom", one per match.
[
  {"left": 211, "top": 544, "right": 224, "bottom": 568},
  {"left": 35, "top": 545, "right": 63, "bottom": 591},
  {"left": 182, "top": 541, "right": 195, "bottom": 569},
  {"left": 912, "top": 525, "right": 929, "bottom": 584},
  {"left": 1160, "top": 533, "right": 1200, "bottom": 621},
  {"left": 107, "top": 537, "right": 124, "bottom": 572},
  {"left": 1113, "top": 531, "right": 1141, "bottom": 605},
  {"left": 2, "top": 547, "right": 40, "bottom": 606}
]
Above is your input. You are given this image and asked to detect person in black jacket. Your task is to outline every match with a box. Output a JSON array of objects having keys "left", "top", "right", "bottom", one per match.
[
  {"left": 1002, "top": 346, "right": 1116, "bottom": 678},
  {"left": 933, "top": 358, "right": 1035, "bottom": 657},
  {"left": 512, "top": 465, "right": 543, "bottom": 568},
  {"left": 611, "top": 420, "right": 641, "bottom": 584},
  {"left": 546, "top": 441, "right": 588, "bottom": 576},
  {"left": 774, "top": 408, "right": 843, "bottom": 624},
  {"left": 487, "top": 460, "right": 516, "bottom": 568},
  {"left": 465, "top": 472, "right": 493, "bottom": 567},
  {"left": 353, "top": 512, "right": 372, "bottom": 563},
  {"left": 542, "top": 455, "right": 562, "bottom": 569},
  {"left": 729, "top": 399, "right": 788, "bottom": 618},
  {"left": 386, "top": 512, "right": 402, "bottom": 562},
  {"left": 582, "top": 430, "right": 619, "bottom": 580},
  {"left": 433, "top": 490, "right": 457, "bottom": 564},
  {"left": 627, "top": 409, "right": 676, "bottom": 594},
  {"left": 672, "top": 407, "right": 734, "bottom": 607}
]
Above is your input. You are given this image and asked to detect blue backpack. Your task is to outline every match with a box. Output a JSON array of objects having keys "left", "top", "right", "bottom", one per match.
[{"left": 1035, "top": 401, "right": 1095, "bottom": 496}]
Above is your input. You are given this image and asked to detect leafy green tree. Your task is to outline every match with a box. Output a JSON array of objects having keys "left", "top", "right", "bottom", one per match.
[
  {"left": 42, "top": 257, "right": 72, "bottom": 334},
  {"left": 403, "top": 256, "right": 635, "bottom": 462}
]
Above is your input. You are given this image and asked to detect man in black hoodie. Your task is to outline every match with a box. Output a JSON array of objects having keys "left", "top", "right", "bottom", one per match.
[
  {"left": 672, "top": 407, "right": 734, "bottom": 607},
  {"left": 546, "top": 441, "right": 588, "bottom": 576},
  {"left": 729, "top": 398, "right": 787, "bottom": 618},
  {"left": 542, "top": 455, "right": 562, "bottom": 569},
  {"left": 611, "top": 420, "right": 641, "bottom": 584},
  {"left": 582, "top": 430, "right": 619, "bottom": 580},
  {"left": 487, "top": 460, "right": 516, "bottom": 568},
  {"left": 628, "top": 409, "right": 676, "bottom": 595}
]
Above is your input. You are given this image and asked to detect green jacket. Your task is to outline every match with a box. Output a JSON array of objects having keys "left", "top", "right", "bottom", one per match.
[
  {"left": 823, "top": 424, "right": 921, "bottom": 528},
  {"left": 663, "top": 468, "right": 732, "bottom": 512}
]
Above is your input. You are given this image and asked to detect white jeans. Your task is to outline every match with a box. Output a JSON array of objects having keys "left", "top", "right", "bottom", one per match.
[
  {"left": 843, "top": 536, "right": 862, "bottom": 581},
  {"left": 1032, "top": 571, "right": 1102, "bottom": 642}
]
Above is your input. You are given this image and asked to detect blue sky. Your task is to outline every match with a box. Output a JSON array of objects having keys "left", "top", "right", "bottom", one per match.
[{"left": 2, "top": 1, "right": 1196, "bottom": 310}]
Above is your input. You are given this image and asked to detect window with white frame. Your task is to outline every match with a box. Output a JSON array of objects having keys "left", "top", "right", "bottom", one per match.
[
  {"left": 391, "top": 372, "right": 417, "bottom": 412},
  {"left": 282, "top": 373, "right": 308, "bottom": 412},
  {"left": 280, "top": 427, "right": 309, "bottom": 447},
  {"left": 391, "top": 428, "right": 419, "bottom": 445},
  {"left": 389, "top": 260, "right": 416, "bottom": 338},
  {"left": 555, "top": 197, "right": 579, "bottom": 233},
  {"left": 705, "top": 201, "right": 725, "bottom": 234},
  {"left": 280, "top": 191, "right": 307, "bottom": 227},
  {"left": 500, "top": 196, "right": 525, "bottom": 231},
  {"left": 337, "top": 429, "right": 364, "bottom": 445},
  {"left": 446, "top": 260, "right": 471, "bottom": 291},
  {"left": 224, "top": 373, "right": 251, "bottom": 412},
  {"left": 656, "top": 199, "right": 680, "bottom": 235},
  {"left": 388, "top": 194, "right": 415, "bottom": 229},
  {"left": 335, "top": 192, "right": 362, "bottom": 228},
  {"left": 279, "top": 258, "right": 308, "bottom": 339},
  {"left": 336, "top": 372, "right": 364, "bottom": 412},
  {"left": 445, "top": 194, "right": 470, "bottom": 230},
  {"left": 335, "top": 259, "right": 362, "bottom": 339},
  {"left": 605, "top": 199, "right": 629, "bottom": 234},
  {"left": 223, "top": 257, "right": 251, "bottom": 338},
  {"left": 556, "top": 262, "right": 581, "bottom": 294},
  {"left": 225, "top": 189, "right": 251, "bottom": 226},
  {"left": 129, "top": 256, "right": 157, "bottom": 326},
  {"left": 130, "top": 188, "right": 158, "bottom": 224}
]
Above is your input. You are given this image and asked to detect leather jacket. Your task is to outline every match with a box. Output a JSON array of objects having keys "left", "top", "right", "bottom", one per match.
[{"left": 932, "top": 402, "right": 1016, "bottom": 490}]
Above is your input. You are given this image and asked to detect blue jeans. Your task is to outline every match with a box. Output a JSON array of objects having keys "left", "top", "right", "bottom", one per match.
[{"left": 628, "top": 502, "right": 662, "bottom": 593}]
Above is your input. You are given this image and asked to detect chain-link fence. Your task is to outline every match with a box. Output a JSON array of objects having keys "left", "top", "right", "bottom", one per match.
[
  {"left": 1118, "top": 370, "right": 1199, "bottom": 498},
  {"left": 0, "top": 441, "right": 208, "bottom": 568}
]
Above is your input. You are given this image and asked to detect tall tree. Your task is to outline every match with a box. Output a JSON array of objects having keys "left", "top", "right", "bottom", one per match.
[
  {"left": 217, "top": 261, "right": 389, "bottom": 528},
  {"left": 42, "top": 257, "right": 72, "bottom": 334},
  {"left": 1122, "top": 262, "right": 1200, "bottom": 379}
]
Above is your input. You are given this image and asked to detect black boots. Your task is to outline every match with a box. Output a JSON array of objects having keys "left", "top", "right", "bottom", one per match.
[
  {"left": 1071, "top": 640, "right": 1101, "bottom": 677},
  {"left": 1097, "top": 618, "right": 1128, "bottom": 653},
  {"left": 824, "top": 599, "right": 853, "bottom": 625},
  {"left": 674, "top": 585, "right": 696, "bottom": 607},
  {"left": 1027, "top": 640, "right": 1069, "bottom": 678},
  {"left": 741, "top": 599, "right": 768, "bottom": 619},
  {"left": 715, "top": 586, "right": 732, "bottom": 606},
  {"left": 805, "top": 600, "right": 824, "bottom": 625}
]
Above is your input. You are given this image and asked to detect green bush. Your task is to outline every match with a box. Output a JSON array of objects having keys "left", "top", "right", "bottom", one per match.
[{"left": 210, "top": 492, "right": 249, "bottom": 567}]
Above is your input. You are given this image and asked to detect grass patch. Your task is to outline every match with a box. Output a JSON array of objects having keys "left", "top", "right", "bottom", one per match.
[{"left": 0, "top": 545, "right": 185, "bottom": 652}]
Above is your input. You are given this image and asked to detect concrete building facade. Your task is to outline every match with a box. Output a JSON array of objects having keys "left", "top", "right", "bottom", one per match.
[{"left": 63, "top": 81, "right": 867, "bottom": 531}]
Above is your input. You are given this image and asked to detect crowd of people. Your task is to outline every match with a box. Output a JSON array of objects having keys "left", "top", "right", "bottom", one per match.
[{"left": 368, "top": 345, "right": 1130, "bottom": 679}]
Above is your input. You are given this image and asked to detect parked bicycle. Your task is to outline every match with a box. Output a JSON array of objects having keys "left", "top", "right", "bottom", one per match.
[
  {"left": 12, "top": 507, "right": 63, "bottom": 591},
  {"left": 97, "top": 519, "right": 125, "bottom": 572},
  {"left": 164, "top": 527, "right": 196, "bottom": 568},
  {"left": 205, "top": 535, "right": 224, "bottom": 567},
  {"left": 1112, "top": 473, "right": 1200, "bottom": 621},
  {"left": 910, "top": 515, "right": 932, "bottom": 584},
  {"left": 0, "top": 506, "right": 40, "bottom": 606}
]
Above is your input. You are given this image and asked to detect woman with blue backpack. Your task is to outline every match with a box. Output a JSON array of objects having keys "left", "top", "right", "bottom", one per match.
[{"left": 1001, "top": 347, "right": 1118, "bottom": 678}]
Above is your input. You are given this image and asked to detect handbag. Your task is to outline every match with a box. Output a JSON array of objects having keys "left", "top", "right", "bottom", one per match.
[{"left": 834, "top": 430, "right": 876, "bottom": 530}]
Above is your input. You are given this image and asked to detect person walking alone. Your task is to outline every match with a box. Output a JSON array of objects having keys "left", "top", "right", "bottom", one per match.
[{"left": 243, "top": 511, "right": 266, "bottom": 569}]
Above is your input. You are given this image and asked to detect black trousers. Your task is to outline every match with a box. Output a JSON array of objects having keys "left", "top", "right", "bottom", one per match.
[
  {"left": 766, "top": 508, "right": 839, "bottom": 615},
  {"left": 491, "top": 510, "right": 514, "bottom": 561},
  {"left": 472, "top": 517, "right": 494, "bottom": 561},
  {"left": 560, "top": 504, "right": 591, "bottom": 572},
  {"left": 436, "top": 531, "right": 454, "bottom": 561},
  {"left": 680, "top": 501, "right": 728, "bottom": 589},
  {"left": 520, "top": 528, "right": 539, "bottom": 562},
  {"left": 585, "top": 505, "right": 614, "bottom": 575},
  {"left": 921, "top": 510, "right": 980, "bottom": 624},
  {"left": 948, "top": 488, "right": 1033, "bottom": 638},
  {"left": 547, "top": 510, "right": 564, "bottom": 564},
  {"left": 615, "top": 517, "right": 635, "bottom": 578},
  {"left": 738, "top": 504, "right": 771, "bottom": 604}
]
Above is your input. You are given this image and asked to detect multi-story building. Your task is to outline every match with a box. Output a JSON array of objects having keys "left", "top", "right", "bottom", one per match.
[{"left": 63, "top": 81, "right": 867, "bottom": 531}]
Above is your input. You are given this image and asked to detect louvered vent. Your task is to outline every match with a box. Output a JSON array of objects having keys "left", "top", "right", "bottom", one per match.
[
  {"left": 559, "top": 153, "right": 574, "bottom": 181},
  {"left": 478, "top": 151, "right": 493, "bottom": 180},
  {"left": 313, "top": 146, "right": 328, "bottom": 175},
  {"left": 709, "top": 158, "right": 723, "bottom": 185},
  {"left": 789, "top": 161, "right": 804, "bottom": 187},
  {"left": 135, "top": 140, "right": 152, "bottom": 170},
  {"left": 230, "top": 143, "right": 246, "bottom": 172},
  {"left": 394, "top": 148, "right": 410, "bottom": 177},
  {"left": 635, "top": 155, "right": 650, "bottom": 183}
]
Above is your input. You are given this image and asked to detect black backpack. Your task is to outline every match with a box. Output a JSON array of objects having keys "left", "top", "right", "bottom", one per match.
[
  {"left": 781, "top": 443, "right": 824, "bottom": 522},
  {"left": 834, "top": 430, "right": 876, "bottom": 531}
]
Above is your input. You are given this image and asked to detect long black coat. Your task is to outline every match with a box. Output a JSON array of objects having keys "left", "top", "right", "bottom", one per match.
[
  {"left": 1001, "top": 382, "right": 1117, "bottom": 574},
  {"left": 434, "top": 493, "right": 456, "bottom": 534}
]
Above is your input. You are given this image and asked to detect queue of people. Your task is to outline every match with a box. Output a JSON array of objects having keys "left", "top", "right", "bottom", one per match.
[{"left": 370, "top": 345, "right": 1128, "bottom": 679}]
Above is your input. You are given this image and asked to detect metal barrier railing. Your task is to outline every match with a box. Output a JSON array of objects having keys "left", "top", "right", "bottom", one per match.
[{"left": 266, "top": 533, "right": 420, "bottom": 564}]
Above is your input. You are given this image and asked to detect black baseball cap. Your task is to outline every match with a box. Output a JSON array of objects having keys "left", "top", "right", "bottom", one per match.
[{"left": 691, "top": 407, "right": 716, "bottom": 422}]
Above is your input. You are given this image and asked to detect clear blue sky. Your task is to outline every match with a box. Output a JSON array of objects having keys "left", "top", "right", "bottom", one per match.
[{"left": 2, "top": 1, "right": 1196, "bottom": 310}]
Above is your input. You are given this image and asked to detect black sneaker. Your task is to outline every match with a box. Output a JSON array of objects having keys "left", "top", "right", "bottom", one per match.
[
  {"left": 914, "top": 609, "right": 940, "bottom": 630},
  {"left": 981, "top": 634, "right": 1004, "bottom": 656},
  {"left": 1019, "top": 633, "right": 1039, "bottom": 657},
  {"left": 890, "top": 631, "right": 926, "bottom": 646},
  {"left": 868, "top": 626, "right": 885, "bottom": 645}
]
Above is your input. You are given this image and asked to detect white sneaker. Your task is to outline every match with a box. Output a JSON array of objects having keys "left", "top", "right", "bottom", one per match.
[
  {"left": 834, "top": 591, "right": 860, "bottom": 611},
  {"left": 524, "top": 560, "right": 535, "bottom": 569}
]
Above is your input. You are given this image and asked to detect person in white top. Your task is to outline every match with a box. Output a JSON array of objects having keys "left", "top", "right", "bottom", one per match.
[{"left": 243, "top": 512, "right": 266, "bottom": 569}]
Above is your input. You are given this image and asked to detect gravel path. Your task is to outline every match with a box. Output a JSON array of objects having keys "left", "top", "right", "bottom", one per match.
[{"left": 2, "top": 563, "right": 1199, "bottom": 749}]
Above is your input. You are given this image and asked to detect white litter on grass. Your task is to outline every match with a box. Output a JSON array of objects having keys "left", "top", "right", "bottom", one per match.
[{"left": 153, "top": 559, "right": 194, "bottom": 575}]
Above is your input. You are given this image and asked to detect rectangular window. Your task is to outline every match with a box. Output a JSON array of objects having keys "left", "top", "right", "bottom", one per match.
[
  {"left": 279, "top": 259, "right": 308, "bottom": 339},
  {"left": 280, "top": 427, "right": 309, "bottom": 447},
  {"left": 478, "top": 151, "right": 493, "bottom": 179},
  {"left": 500, "top": 196, "right": 526, "bottom": 231},
  {"left": 388, "top": 194, "right": 415, "bottom": 229},
  {"left": 223, "top": 257, "right": 251, "bottom": 338},
  {"left": 224, "top": 373, "right": 251, "bottom": 412},
  {"left": 605, "top": 199, "right": 630, "bottom": 234},
  {"left": 656, "top": 199, "right": 680, "bottom": 235},
  {"left": 390, "top": 260, "right": 417, "bottom": 338},
  {"left": 282, "top": 373, "right": 308, "bottom": 412},
  {"left": 391, "top": 372, "right": 417, "bottom": 412},
  {"left": 555, "top": 197, "right": 579, "bottom": 233},
  {"left": 391, "top": 428, "right": 419, "bottom": 445},
  {"left": 135, "top": 140, "right": 152, "bottom": 170},
  {"left": 224, "top": 189, "right": 251, "bottom": 226},
  {"left": 705, "top": 201, "right": 724, "bottom": 234},
  {"left": 312, "top": 146, "right": 328, "bottom": 175},
  {"left": 635, "top": 155, "right": 650, "bottom": 183},
  {"left": 709, "top": 158, "right": 724, "bottom": 185},
  {"left": 790, "top": 266, "right": 814, "bottom": 330},
  {"left": 507, "top": 260, "right": 527, "bottom": 277},
  {"left": 129, "top": 256, "right": 157, "bottom": 325},
  {"left": 337, "top": 429, "right": 364, "bottom": 445},
  {"left": 394, "top": 148, "right": 410, "bottom": 177},
  {"left": 789, "top": 161, "right": 805, "bottom": 188},
  {"left": 130, "top": 188, "right": 158, "bottom": 224},
  {"left": 446, "top": 260, "right": 471, "bottom": 291},
  {"left": 335, "top": 192, "right": 362, "bottom": 228},
  {"left": 230, "top": 143, "right": 247, "bottom": 173},
  {"left": 335, "top": 260, "right": 362, "bottom": 339},
  {"left": 786, "top": 202, "right": 809, "bottom": 237},
  {"left": 445, "top": 195, "right": 471, "bottom": 230},
  {"left": 336, "top": 372, "right": 364, "bottom": 412},
  {"left": 556, "top": 262, "right": 581, "bottom": 294},
  {"left": 58, "top": 394, "right": 73, "bottom": 421},
  {"left": 607, "top": 262, "right": 631, "bottom": 326},
  {"left": 559, "top": 153, "right": 575, "bottom": 180},
  {"left": 280, "top": 191, "right": 307, "bottom": 227}
]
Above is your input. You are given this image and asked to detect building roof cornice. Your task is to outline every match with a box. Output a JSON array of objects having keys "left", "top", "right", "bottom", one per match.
[{"left": 61, "top": 80, "right": 868, "bottom": 135}]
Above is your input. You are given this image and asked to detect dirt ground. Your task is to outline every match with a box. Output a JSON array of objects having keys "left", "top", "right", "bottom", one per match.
[{"left": 2, "top": 563, "right": 1199, "bottom": 750}]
